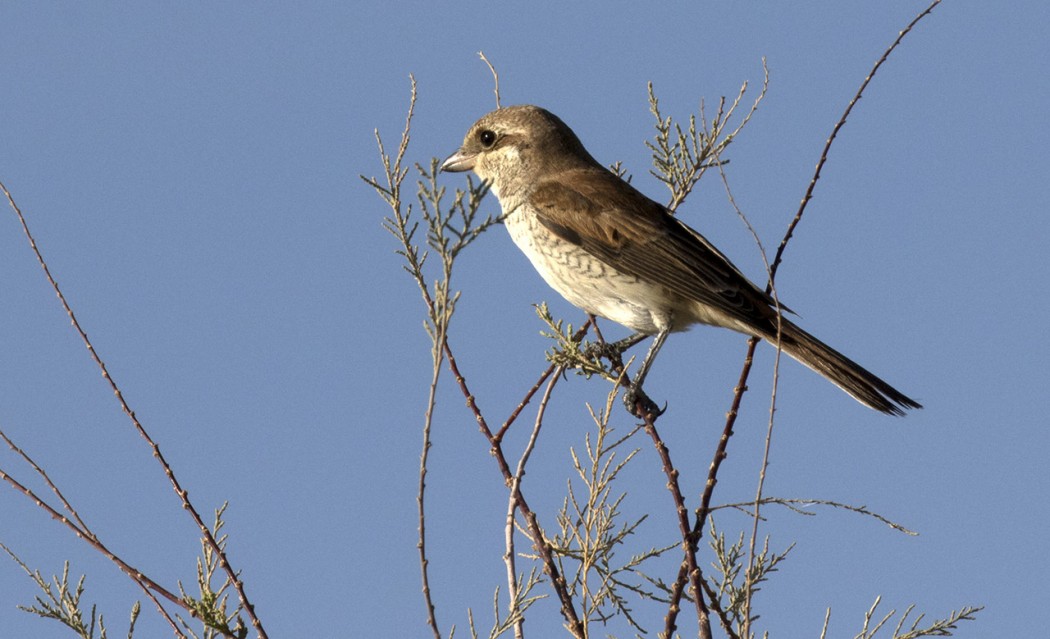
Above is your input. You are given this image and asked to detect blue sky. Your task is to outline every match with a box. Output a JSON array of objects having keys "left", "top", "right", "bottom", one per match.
[{"left": 1, "top": 2, "right": 1047, "bottom": 637}]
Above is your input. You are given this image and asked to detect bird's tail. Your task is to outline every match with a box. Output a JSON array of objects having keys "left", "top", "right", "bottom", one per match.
[{"left": 771, "top": 319, "right": 921, "bottom": 416}]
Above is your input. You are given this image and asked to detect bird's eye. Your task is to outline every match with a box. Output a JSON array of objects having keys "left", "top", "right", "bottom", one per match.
[{"left": 478, "top": 129, "right": 497, "bottom": 148}]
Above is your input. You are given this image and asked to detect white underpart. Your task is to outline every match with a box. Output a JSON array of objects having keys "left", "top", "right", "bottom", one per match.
[{"left": 502, "top": 203, "right": 676, "bottom": 334}]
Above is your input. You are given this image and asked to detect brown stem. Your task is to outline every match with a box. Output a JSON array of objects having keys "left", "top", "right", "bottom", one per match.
[
  {"left": 3, "top": 180, "right": 264, "bottom": 638},
  {"left": 639, "top": 412, "right": 712, "bottom": 639},
  {"left": 667, "top": 1, "right": 945, "bottom": 632},
  {"left": 442, "top": 339, "right": 585, "bottom": 637}
]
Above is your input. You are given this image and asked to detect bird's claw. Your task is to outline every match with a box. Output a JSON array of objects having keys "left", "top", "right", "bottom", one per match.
[
  {"left": 623, "top": 386, "right": 666, "bottom": 419},
  {"left": 582, "top": 340, "right": 625, "bottom": 369}
]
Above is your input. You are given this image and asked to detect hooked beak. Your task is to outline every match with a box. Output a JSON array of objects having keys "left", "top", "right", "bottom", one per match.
[{"left": 440, "top": 149, "right": 476, "bottom": 173}]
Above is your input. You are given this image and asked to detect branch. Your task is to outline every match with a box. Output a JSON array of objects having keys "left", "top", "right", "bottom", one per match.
[
  {"left": 2, "top": 180, "right": 264, "bottom": 638},
  {"left": 505, "top": 368, "right": 561, "bottom": 638}
]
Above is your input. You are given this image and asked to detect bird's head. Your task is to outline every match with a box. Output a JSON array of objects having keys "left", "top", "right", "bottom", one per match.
[{"left": 441, "top": 105, "right": 597, "bottom": 198}]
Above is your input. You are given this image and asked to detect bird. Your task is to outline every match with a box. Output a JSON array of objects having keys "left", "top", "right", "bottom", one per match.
[{"left": 440, "top": 104, "right": 921, "bottom": 417}]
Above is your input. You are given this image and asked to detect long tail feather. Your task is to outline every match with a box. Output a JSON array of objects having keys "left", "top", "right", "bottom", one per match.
[{"left": 772, "top": 320, "right": 921, "bottom": 416}]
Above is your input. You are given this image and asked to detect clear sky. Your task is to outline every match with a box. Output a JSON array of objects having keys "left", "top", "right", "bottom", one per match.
[{"left": 2, "top": 2, "right": 1047, "bottom": 637}]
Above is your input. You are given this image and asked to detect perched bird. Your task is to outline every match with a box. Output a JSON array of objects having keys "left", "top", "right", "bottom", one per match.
[{"left": 441, "top": 104, "right": 920, "bottom": 417}]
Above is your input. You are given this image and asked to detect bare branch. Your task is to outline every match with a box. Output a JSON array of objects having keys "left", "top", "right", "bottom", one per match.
[{"left": 478, "top": 51, "right": 502, "bottom": 109}]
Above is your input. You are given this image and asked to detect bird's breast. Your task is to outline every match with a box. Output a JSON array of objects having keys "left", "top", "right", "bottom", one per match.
[{"left": 502, "top": 206, "right": 676, "bottom": 334}]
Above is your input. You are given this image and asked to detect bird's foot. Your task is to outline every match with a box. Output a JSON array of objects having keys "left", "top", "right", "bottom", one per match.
[
  {"left": 585, "top": 333, "right": 646, "bottom": 372},
  {"left": 585, "top": 338, "right": 621, "bottom": 361},
  {"left": 623, "top": 385, "right": 666, "bottom": 420}
]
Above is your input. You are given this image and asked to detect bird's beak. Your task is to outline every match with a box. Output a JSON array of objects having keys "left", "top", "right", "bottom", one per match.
[{"left": 440, "top": 149, "right": 475, "bottom": 173}]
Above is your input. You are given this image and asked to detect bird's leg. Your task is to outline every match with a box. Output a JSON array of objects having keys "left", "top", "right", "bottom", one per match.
[
  {"left": 581, "top": 317, "right": 666, "bottom": 417},
  {"left": 623, "top": 327, "right": 670, "bottom": 418},
  {"left": 608, "top": 332, "right": 649, "bottom": 355}
]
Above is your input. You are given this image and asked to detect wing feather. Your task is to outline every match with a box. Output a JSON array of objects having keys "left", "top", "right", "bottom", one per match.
[{"left": 529, "top": 167, "right": 784, "bottom": 332}]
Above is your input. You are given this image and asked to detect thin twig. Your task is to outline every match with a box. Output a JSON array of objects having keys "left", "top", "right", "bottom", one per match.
[
  {"left": 699, "top": 577, "right": 738, "bottom": 639},
  {"left": 715, "top": 144, "right": 784, "bottom": 639},
  {"left": 504, "top": 485, "right": 522, "bottom": 639},
  {"left": 0, "top": 428, "right": 187, "bottom": 637},
  {"left": 506, "top": 368, "right": 561, "bottom": 639},
  {"left": 380, "top": 80, "right": 444, "bottom": 639},
  {"left": 819, "top": 607, "right": 832, "bottom": 639},
  {"left": 496, "top": 319, "right": 594, "bottom": 444},
  {"left": 664, "top": 338, "right": 756, "bottom": 636},
  {"left": 442, "top": 339, "right": 585, "bottom": 638},
  {"left": 419, "top": 353, "right": 443, "bottom": 639},
  {"left": 0, "top": 430, "right": 91, "bottom": 535},
  {"left": 2, "top": 181, "right": 264, "bottom": 638},
  {"left": 496, "top": 367, "right": 556, "bottom": 444},
  {"left": 390, "top": 208, "right": 583, "bottom": 632},
  {"left": 693, "top": 4, "right": 943, "bottom": 632},
  {"left": 370, "top": 77, "right": 583, "bottom": 636},
  {"left": 605, "top": 339, "right": 715, "bottom": 638},
  {"left": 639, "top": 410, "right": 712, "bottom": 639},
  {"left": 769, "top": 0, "right": 944, "bottom": 278},
  {"left": 478, "top": 51, "right": 502, "bottom": 109},
  {"left": 712, "top": 497, "right": 917, "bottom": 536},
  {"left": 0, "top": 452, "right": 186, "bottom": 613}
]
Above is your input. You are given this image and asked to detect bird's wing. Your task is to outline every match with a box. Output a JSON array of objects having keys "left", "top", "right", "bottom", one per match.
[{"left": 528, "top": 167, "right": 784, "bottom": 328}]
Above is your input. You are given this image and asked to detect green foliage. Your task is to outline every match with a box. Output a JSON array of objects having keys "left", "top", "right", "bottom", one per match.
[
  {"left": 1, "top": 503, "right": 249, "bottom": 639},
  {"left": 367, "top": 77, "right": 495, "bottom": 357},
  {"left": 821, "top": 596, "right": 983, "bottom": 639},
  {"left": 646, "top": 67, "right": 766, "bottom": 213},
  {"left": 483, "top": 573, "right": 547, "bottom": 639},
  {"left": 549, "top": 395, "right": 677, "bottom": 635},
  {"left": 177, "top": 503, "right": 248, "bottom": 639},
  {"left": 1, "top": 544, "right": 139, "bottom": 639},
  {"left": 534, "top": 303, "right": 616, "bottom": 382},
  {"left": 707, "top": 519, "right": 794, "bottom": 636}
]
